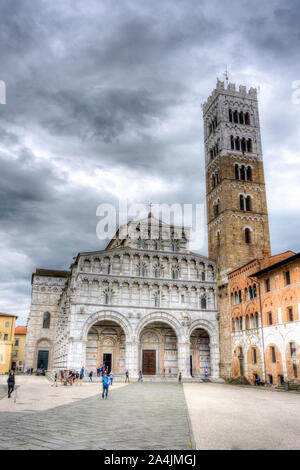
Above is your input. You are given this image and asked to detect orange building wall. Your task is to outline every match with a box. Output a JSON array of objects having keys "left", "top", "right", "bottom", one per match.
[{"left": 228, "top": 251, "right": 300, "bottom": 385}]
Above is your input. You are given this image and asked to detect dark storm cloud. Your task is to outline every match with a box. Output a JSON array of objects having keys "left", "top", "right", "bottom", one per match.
[{"left": 0, "top": 0, "right": 299, "bottom": 324}]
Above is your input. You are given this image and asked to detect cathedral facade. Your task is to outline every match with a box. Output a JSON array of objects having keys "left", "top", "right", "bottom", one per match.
[{"left": 25, "top": 215, "right": 219, "bottom": 379}]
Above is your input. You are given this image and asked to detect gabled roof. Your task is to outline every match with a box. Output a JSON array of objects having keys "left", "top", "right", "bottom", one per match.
[{"left": 106, "top": 212, "right": 190, "bottom": 250}]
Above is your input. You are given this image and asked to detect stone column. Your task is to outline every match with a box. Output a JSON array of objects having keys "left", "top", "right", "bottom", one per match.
[
  {"left": 177, "top": 340, "right": 190, "bottom": 378},
  {"left": 125, "top": 338, "right": 139, "bottom": 379},
  {"left": 209, "top": 341, "right": 220, "bottom": 379},
  {"left": 67, "top": 339, "right": 86, "bottom": 370}
]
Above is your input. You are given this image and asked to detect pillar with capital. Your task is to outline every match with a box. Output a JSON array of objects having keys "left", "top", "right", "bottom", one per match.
[
  {"left": 177, "top": 340, "right": 190, "bottom": 378},
  {"left": 125, "top": 337, "right": 139, "bottom": 378}
]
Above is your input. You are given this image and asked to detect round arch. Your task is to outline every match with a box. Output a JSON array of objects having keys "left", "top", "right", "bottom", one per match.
[
  {"left": 81, "top": 310, "right": 132, "bottom": 341},
  {"left": 137, "top": 313, "right": 180, "bottom": 376},
  {"left": 135, "top": 311, "right": 182, "bottom": 340},
  {"left": 188, "top": 320, "right": 219, "bottom": 379},
  {"left": 34, "top": 337, "right": 53, "bottom": 371},
  {"left": 188, "top": 319, "right": 218, "bottom": 344}
]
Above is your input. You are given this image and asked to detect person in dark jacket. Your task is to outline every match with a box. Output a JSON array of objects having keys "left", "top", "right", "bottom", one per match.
[{"left": 7, "top": 370, "right": 15, "bottom": 398}]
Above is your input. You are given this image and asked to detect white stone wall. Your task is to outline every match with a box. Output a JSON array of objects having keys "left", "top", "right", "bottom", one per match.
[
  {"left": 53, "top": 247, "right": 220, "bottom": 379},
  {"left": 24, "top": 274, "right": 68, "bottom": 370}
]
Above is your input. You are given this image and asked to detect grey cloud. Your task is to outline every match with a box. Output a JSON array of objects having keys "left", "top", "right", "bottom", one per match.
[{"left": 0, "top": 0, "right": 299, "bottom": 324}]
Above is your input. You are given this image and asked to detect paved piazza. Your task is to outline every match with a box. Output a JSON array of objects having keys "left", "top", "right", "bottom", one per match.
[
  {"left": 0, "top": 376, "right": 300, "bottom": 450},
  {"left": 0, "top": 376, "right": 192, "bottom": 450}
]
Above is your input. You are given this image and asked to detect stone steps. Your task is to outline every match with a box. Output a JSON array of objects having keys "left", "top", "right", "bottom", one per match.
[
  {"left": 276, "top": 382, "right": 300, "bottom": 392},
  {"left": 45, "top": 370, "right": 222, "bottom": 384}
]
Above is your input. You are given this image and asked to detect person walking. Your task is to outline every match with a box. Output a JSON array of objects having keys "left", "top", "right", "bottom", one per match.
[
  {"left": 89, "top": 370, "right": 93, "bottom": 382},
  {"left": 97, "top": 367, "right": 101, "bottom": 378},
  {"left": 178, "top": 371, "right": 182, "bottom": 384},
  {"left": 80, "top": 367, "right": 84, "bottom": 386},
  {"left": 109, "top": 372, "right": 114, "bottom": 386},
  {"left": 51, "top": 372, "right": 58, "bottom": 387},
  {"left": 138, "top": 370, "right": 143, "bottom": 382},
  {"left": 7, "top": 370, "right": 15, "bottom": 398},
  {"left": 125, "top": 370, "right": 130, "bottom": 383},
  {"left": 102, "top": 373, "right": 110, "bottom": 399}
]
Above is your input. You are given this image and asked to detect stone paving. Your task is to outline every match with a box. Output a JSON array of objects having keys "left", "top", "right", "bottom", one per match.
[
  {"left": 184, "top": 382, "right": 300, "bottom": 450},
  {"left": 0, "top": 380, "right": 192, "bottom": 450}
]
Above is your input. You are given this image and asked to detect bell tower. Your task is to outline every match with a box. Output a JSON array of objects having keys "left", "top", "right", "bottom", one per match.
[{"left": 203, "top": 79, "right": 271, "bottom": 377}]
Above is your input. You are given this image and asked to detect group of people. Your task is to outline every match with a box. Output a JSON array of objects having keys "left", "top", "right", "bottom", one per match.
[
  {"left": 6, "top": 366, "right": 185, "bottom": 400},
  {"left": 52, "top": 368, "right": 86, "bottom": 386}
]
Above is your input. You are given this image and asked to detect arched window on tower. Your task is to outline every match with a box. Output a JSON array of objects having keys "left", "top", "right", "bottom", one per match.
[
  {"left": 239, "top": 112, "right": 244, "bottom": 124},
  {"left": 247, "top": 138, "right": 252, "bottom": 152},
  {"left": 240, "top": 195, "right": 245, "bottom": 211},
  {"left": 246, "top": 196, "right": 251, "bottom": 211},
  {"left": 213, "top": 199, "right": 220, "bottom": 217},
  {"left": 201, "top": 296, "right": 207, "bottom": 309},
  {"left": 229, "top": 109, "right": 233, "bottom": 122},
  {"left": 241, "top": 138, "right": 246, "bottom": 152},
  {"left": 245, "top": 228, "right": 251, "bottom": 244},
  {"left": 245, "top": 112, "right": 250, "bottom": 125},
  {"left": 240, "top": 165, "right": 246, "bottom": 180},
  {"left": 235, "top": 137, "right": 240, "bottom": 151},
  {"left": 235, "top": 164, "right": 239, "bottom": 179},
  {"left": 233, "top": 110, "right": 238, "bottom": 123},
  {"left": 230, "top": 135, "right": 235, "bottom": 150},
  {"left": 216, "top": 230, "right": 221, "bottom": 247},
  {"left": 246, "top": 166, "right": 252, "bottom": 181},
  {"left": 43, "top": 312, "right": 51, "bottom": 329}
]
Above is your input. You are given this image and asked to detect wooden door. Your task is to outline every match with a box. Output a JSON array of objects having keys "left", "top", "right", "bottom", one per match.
[{"left": 142, "top": 350, "right": 156, "bottom": 375}]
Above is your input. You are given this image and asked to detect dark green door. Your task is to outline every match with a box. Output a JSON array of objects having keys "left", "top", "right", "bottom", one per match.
[{"left": 37, "top": 350, "right": 49, "bottom": 370}]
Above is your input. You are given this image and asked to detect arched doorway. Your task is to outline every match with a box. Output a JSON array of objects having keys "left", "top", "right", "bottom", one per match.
[
  {"left": 190, "top": 328, "right": 211, "bottom": 377},
  {"left": 34, "top": 338, "right": 52, "bottom": 371},
  {"left": 139, "top": 321, "right": 178, "bottom": 376},
  {"left": 86, "top": 320, "right": 126, "bottom": 374}
]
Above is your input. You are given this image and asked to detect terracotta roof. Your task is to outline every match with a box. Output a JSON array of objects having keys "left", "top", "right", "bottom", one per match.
[
  {"left": 0, "top": 312, "right": 18, "bottom": 318},
  {"left": 15, "top": 326, "right": 27, "bottom": 335},
  {"left": 252, "top": 252, "right": 300, "bottom": 277}
]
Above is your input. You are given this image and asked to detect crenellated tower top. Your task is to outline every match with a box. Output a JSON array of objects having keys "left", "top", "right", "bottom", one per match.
[{"left": 203, "top": 79, "right": 257, "bottom": 114}]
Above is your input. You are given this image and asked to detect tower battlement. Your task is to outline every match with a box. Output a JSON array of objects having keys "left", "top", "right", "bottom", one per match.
[{"left": 203, "top": 79, "right": 257, "bottom": 114}]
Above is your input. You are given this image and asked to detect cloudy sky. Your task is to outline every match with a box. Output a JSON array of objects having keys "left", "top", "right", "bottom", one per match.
[{"left": 1, "top": 0, "right": 300, "bottom": 325}]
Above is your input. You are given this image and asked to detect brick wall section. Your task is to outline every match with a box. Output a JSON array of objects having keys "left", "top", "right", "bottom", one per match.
[{"left": 228, "top": 251, "right": 300, "bottom": 384}]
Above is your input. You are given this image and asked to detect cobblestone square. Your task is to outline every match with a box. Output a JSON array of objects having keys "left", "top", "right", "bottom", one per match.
[
  {"left": 0, "top": 377, "right": 192, "bottom": 450},
  {"left": 1, "top": 377, "right": 300, "bottom": 450}
]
